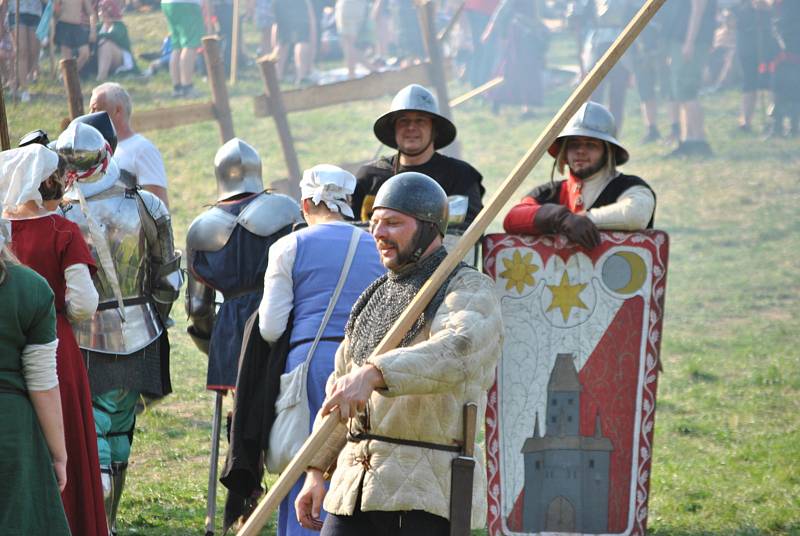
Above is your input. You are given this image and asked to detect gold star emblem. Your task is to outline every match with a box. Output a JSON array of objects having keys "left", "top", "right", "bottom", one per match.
[
  {"left": 546, "top": 271, "right": 588, "bottom": 322},
  {"left": 499, "top": 250, "right": 539, "bottom": 294}
]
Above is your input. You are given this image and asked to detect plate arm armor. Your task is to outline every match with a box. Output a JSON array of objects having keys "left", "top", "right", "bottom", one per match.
[
  {"left": 134, "top": 189, "right": 183, "bottom": 326},
  {"left": 184, "top": 263, "right": 216, "bottom": 355}
]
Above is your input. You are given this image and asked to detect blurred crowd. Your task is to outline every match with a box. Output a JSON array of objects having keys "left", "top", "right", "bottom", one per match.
[{"left": 2, "top": 0, "right": 799, "bottom": 143}]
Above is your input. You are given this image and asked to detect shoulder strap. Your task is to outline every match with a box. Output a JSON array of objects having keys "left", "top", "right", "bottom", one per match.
[{"left": 302, "top": 226, "right": 362, "bottom": 367}]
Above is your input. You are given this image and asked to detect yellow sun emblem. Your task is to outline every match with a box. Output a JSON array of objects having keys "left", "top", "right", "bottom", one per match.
[
  {"left": 499, "top": 250, "right": 539, "bottom": 294},
  {"left": 546, "top": 271, "right": 588, "bottom": 322}
]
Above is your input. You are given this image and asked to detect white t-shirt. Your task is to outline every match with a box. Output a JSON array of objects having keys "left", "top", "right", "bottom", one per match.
[{"left": 114, "top": 134, "right": 169, "bottom": 190}]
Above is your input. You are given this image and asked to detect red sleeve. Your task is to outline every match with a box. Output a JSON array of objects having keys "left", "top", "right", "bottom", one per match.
[
  {"left": 503, "top": 196, "right": 544, "bottom": 235},
  {"left": 58, "top": 218, "right": 98, "bottom": 276}
]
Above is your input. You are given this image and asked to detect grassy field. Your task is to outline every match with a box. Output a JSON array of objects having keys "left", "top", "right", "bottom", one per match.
[{"left": 5, "top": 9, "right": 800, "bottom": 535}]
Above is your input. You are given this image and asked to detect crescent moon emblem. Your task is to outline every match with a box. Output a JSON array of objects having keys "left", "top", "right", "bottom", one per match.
[{"left": 602, "top": 251, "right": 648, "bottom": 294}]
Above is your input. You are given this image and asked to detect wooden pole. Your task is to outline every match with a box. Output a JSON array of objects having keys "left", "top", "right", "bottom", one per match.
[
  {"left": 257, "top": 55, "right": 301, "bottom": 200},
  {"left": 417, "top": 0, "right": 454, "bottom": 137},
  {"left": 0, "top": 74, "right": 10, "bottom": 149},
  {"left": 202, "top": 36, "right": 236, "bottom": 143},
  {"left": 449, "top": 76, "right": 503, "bottom": 108},
  {"left": 14, "top": 0, "right": 20, "bottom": 99},
  {"left": 229, "top": 0, "right": 240, "bottom": 85},
  {"left": 236, "top": 1, "right": 667, "bottom": 534},
  {"left": 49, "top": 15, "right": 56, "bottom": 79},
  {"left": 60, "top": 59, "right": 84, "bottom": 119}
]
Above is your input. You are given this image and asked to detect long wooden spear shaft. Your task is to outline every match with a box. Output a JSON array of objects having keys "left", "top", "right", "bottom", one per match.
[{"left": 237, "top": 1, "right": 666, "bottom": 534}]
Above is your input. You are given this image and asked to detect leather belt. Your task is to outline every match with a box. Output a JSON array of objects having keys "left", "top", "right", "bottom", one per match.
[{"left": 347, "top": 431, "right": 462, "bottom": 453}]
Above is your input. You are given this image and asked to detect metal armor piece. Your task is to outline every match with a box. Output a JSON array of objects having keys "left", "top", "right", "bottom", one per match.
[
  {"left": 185, "top": 274, "right": 216, "bottom": 355},
  {"left": 55, "top": 122, "right": 109, "bottom": 182},
  {"left": 548, "top": 101, "right": 630, "bottom": 165},
  {"left": 372, "top": 172, "right": 449, "bottom": 236},
  {"left": 105, "top": 461, "right": 127, "bottom": 536},
  {"left": 373, "top": 84, "right": 457, "bottom": 150},
  {"left": 214, "top": 138, "right": 264, "bottom": 202},
  {"left": 185, "top": 192, "right": 301, "bottom": 253},
  {"left": 134, "top": 189, "right": 183, "bottom": 326},
  {"left": 72, "top": 111, "right": 118, "bottom": 154},
  {"left": 60, "top": 182, "right": 168, "bottom": 354}
]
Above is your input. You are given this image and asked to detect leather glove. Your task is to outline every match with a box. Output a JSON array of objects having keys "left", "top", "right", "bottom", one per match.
[
  {"left": 560, "top": 213, "right": 601, "bottom": 249},
  {"left": 533, "top": 204, "right": 570, "bottom": 234}
]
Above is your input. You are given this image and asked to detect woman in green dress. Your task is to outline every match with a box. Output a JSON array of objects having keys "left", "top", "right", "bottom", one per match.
[{"left": 0, "top": 225, "right": 71, "bottom": 535}]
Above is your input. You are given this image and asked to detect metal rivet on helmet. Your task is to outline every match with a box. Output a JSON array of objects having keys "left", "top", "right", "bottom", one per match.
[
  {"left": 548, "top": 101, "right": 629, "bottom": 165},
  {"left": 214, "top": 138, "right": 264, "bottom": 202},
  {"left": 373, "top": 84, "right": 457, "bottom": 150},
  {"left": 372, "top": 172, "right": 449, "bottom": 236}
]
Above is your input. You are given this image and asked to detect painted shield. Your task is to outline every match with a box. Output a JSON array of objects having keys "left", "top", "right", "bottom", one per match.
[{"left": 482, "top": 231, "right": 669, "bottom": 536}]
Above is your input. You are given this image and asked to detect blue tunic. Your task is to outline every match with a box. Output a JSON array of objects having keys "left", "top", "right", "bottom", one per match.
[
  {"left": 276, "top": 222, "right": 385, "bottom": 536},
  {"left": 192, "top": 197, "right": 293, "bottom": 389}
]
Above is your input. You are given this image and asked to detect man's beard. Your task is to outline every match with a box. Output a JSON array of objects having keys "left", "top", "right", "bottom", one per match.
[
  {"left": 377, "top": 238, "right": 416, "bottom": 270},
  {"left": 571, "top": 153, "right": 608, "bottom": 179}
]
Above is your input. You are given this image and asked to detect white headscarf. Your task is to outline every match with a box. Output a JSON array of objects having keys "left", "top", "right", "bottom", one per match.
[
  {"left": 300, "top": 164, "right": 356, "bottom": 219},
  {"left": 0, "top": 216, "right": 9, "bottom": 249},
  {"left": 0, "top": 144, "right": 59, "bottom": 210}
]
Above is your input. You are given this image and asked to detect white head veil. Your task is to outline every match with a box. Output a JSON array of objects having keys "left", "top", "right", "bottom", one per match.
[
  {"left": 0, "top": 144, "right": 59, "bottom": 210},
  {"left": 299, "top": 164, "right": 356, "bottom": 219}
]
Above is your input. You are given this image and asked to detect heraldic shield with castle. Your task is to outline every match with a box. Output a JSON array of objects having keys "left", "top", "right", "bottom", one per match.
[{"left": 482, "top": 231, "right": 669, "bottom": 536}]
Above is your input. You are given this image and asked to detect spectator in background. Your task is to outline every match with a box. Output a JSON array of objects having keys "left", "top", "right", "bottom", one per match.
[
  {"left": 0, "top": 221, "right": 71, "bottom": 536},
  {"left": 464, "top": 0, "right": 499, "bottom": 87},
  {"left": 4, "top": 0, "right": 45, "bottom": 101},
  {"left": 767, "top": 0, "right": 800, "bottom": 137},
  {"left": 733, "top": 0, "right": 778, "bottom": 133},
  {"left": 54, "top": 0, "right": 96, "bottom": 78},
  {"left": 95, "top": 0, "right": 138, "bottom": 80},
  {"left": 629, "top": 0, "right": 676, "bottom": 143},
  {"left": 161, "top": 0, "right": 210, "bottom": 97},
  {"left": 252, "top": 0, "right": 273, "bottom": 56},
  {"left": 0, "top": 15, "right": 15, "bottom": 86},
  {"left": 663, "top": 0, "right": 718, "bottom": 157},
  {"left": 273, "top": 0, "right": 315, "bottom": 84},
  {"left": 483, "top": 0, "right": 548, "bottom": 118},
  {"left": 390, "top": 0, "right": 425, "bottom": 66},
  {"left": 90, "top": 82, "right": 171, "bottom": 206},
  {"left": 335, "top": 0, "right": 371, "bottom": 78}
]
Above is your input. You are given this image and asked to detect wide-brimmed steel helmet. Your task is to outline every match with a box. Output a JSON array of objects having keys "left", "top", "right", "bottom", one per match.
[
  {"left": 72, "top": 111, "right": 118, "bottom": 154},
  {"left": 372, "top": 172, "right": 449, "bottom": 236},
  {"left": 214, "top": 138, "right": 264, "bottom": 202},
  {"left": 548, "top": 101, "right": 629, "bottom": 165},
  {"left": 55, "top": 122, "right": 109, "bottom": 183},
  {"left": 373, "top": 84, "right": 457, "bottom": 150}
]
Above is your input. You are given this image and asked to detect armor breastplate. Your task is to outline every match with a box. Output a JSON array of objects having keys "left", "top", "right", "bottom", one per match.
[{"left": 61, "top": 183, "right": 162, "bottom": 354}]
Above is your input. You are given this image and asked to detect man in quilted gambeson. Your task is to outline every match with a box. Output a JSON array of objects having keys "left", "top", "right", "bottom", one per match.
[{"left": 294, "top": 172, "right": 503, "bottom": 535}]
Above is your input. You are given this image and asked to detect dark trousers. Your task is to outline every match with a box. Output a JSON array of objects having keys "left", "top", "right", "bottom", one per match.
[{"left": 321, "top": 506, "right": 449, "bottom": 536}]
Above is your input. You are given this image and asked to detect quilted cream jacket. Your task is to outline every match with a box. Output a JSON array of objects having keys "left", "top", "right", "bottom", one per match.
[{"left": 309, "top": 267, "right": 503, "bottom": 528}]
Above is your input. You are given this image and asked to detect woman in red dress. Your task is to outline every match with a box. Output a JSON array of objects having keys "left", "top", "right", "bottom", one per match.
[{"left": 0, "top": 144, "right": 108, "bottom": 536}]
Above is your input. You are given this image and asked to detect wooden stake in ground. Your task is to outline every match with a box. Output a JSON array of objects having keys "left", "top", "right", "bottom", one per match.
[
  {"left": 60, "top": 59, "right": 84, "bottom": 119},
  {"left": 257, "top": 55, "right": 302, "bottom": 200},
  {"left": 14, "top": 0, "right": 20, "bottom": 99},
  {"left": 0, "top": 73, "right": 10, "bottom": 149},
  {"left": 229, "top": 0, "right": 240, "bottom": 85},
  {"left": 202, "top": 36, "right": 236, "bottom": 143},
  {"left": 236, "top": 2, "right": 667, "bottom": 534}
]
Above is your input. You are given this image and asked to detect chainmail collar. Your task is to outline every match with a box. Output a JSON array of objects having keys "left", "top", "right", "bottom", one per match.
[{"left": 345, "top": 246, "right": 469, "bottom": 366}]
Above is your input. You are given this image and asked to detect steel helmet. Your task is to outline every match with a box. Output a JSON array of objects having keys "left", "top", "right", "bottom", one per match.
[
  {"left": 55, "top": 122, "right": 110, "bottom": 183},
  {"left": 548, "top": 101, "right": 629, "bottom": 165},
  {"left": 373, "top": 84, "right": 457, "bottom": 150},
  {"left": 72, "top": 111, "right": 118, "bottom": 154},
  {"left": 372, "top": 172, "right": 449, "bottom": 236},
  {"left": 214, "top": 138, "right": 264, "bottom": 202}
]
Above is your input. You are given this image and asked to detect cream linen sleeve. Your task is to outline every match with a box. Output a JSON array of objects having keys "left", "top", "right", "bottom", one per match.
[
  {"left": 22, "top": 340, "right": 59, "bottom": 391},
  {"left": 258, "top": 233, "right": 297, "bottom": 343},
  {"left": 586, "top": 185, "right": 655, "bottom": 230},
  {"left": 65, "top": 263, "right": 99, "bottom": 323}
]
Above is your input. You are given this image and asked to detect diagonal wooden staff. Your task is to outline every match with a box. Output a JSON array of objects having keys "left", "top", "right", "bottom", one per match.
[{"left": 237, "top": 1, "right": 666, "bottom": 534}]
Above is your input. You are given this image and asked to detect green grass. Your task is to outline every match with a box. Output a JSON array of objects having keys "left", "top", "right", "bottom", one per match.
[{"left": 5, "top": 11, "right": 800, "bottom": 535}]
